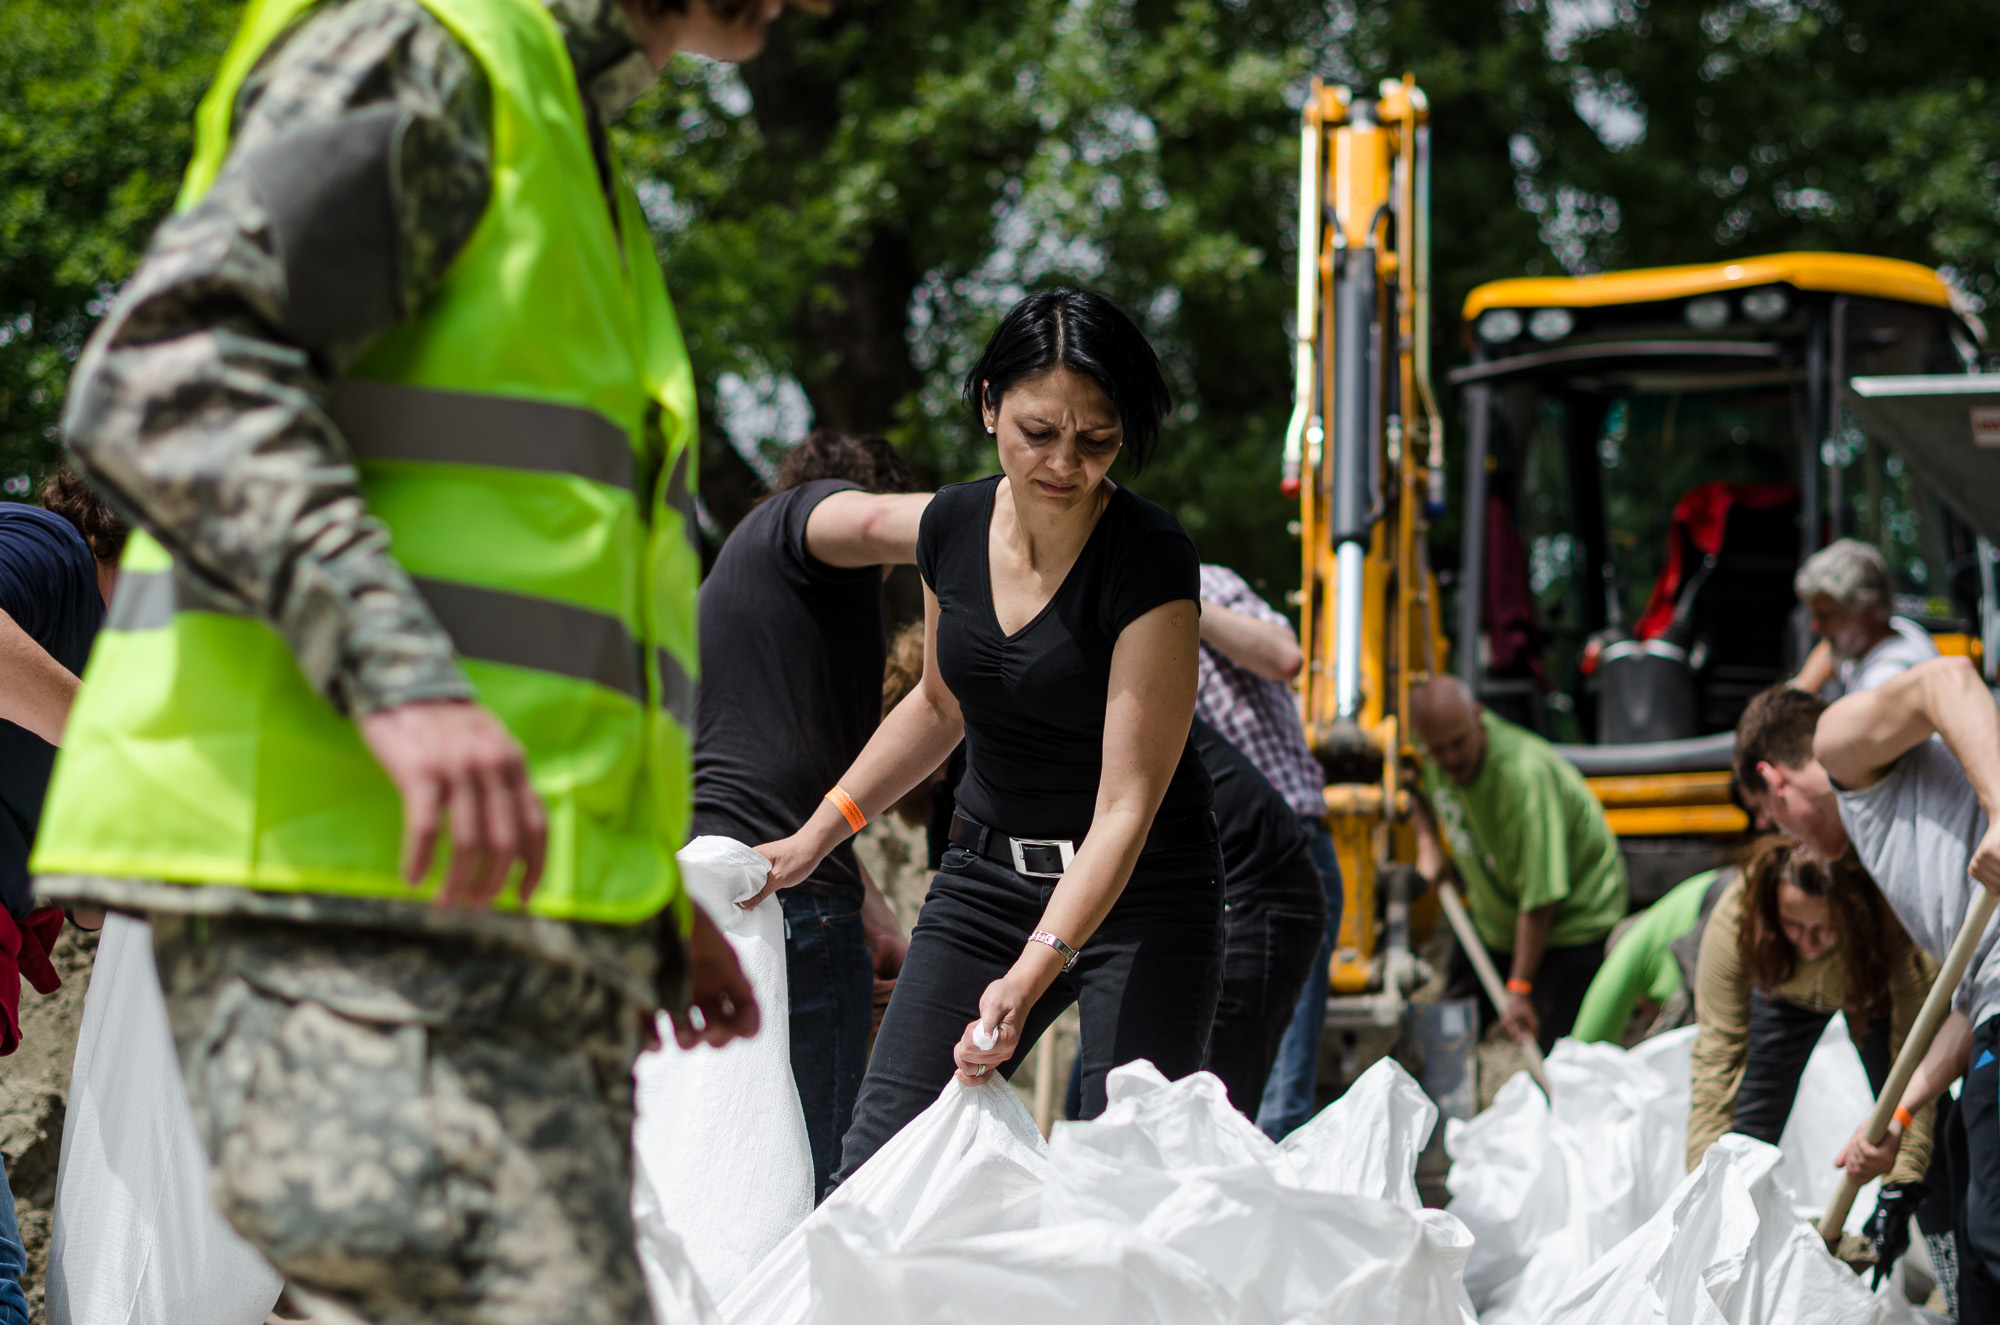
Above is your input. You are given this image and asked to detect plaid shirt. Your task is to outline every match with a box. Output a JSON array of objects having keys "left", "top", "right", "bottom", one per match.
[{"left": 1195, "top": 565, "right": 1326, "bottom": 819}]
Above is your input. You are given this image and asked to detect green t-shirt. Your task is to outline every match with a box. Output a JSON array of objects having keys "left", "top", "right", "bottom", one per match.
[
  {"left": 1422, "top": 711, "right": 1628, "bottom": 952},
  {"left": 1571, "top": 867, "right": 1718, "bottom": 1042}
]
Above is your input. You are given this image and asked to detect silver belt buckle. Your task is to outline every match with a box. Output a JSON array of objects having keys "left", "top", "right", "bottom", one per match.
[{"left": 1009, "top": 837, "right": 1076, "bottom": 878}]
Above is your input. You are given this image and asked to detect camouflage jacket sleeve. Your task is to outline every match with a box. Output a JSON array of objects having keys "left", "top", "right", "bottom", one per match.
[{"left": 60, "top": 0, "right": 494, "bottom": 716}]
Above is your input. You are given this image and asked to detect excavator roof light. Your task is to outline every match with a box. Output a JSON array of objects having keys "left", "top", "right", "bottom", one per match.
[{"left": 1463, "top": 252, "right": 1957, "bottom": 321}]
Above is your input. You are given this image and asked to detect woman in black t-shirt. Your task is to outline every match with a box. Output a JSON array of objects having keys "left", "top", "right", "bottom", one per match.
[{"left": 754, "top": 288, "right": 1223, "bottom": 1183}]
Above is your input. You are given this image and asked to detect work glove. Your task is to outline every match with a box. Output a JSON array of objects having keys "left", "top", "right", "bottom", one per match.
[{"left": 1863, "top": 1180, "right": 1926, "bottom": 1289}]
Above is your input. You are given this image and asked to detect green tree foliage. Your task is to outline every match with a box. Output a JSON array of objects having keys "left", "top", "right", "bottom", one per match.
[
  {"left": 1514, "top": 0, "right": 2000, "bottom": 294},
  {"left": 3, "top": 0, "right": 1997, "bottom": 593},
  {"left": 615, "top": 0, "right": 1327, "bottom": 592},
  {"left": 0, "top": 0, "right": 234, "bottom": 488}
]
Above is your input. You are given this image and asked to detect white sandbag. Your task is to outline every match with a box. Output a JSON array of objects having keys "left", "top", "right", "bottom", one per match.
[
  {"left": 1541, "top": 1134, "right": 1904, "bottom": 1325},
  {"left": 1047, "top": 1065, "right": 1463, "bottom": 1325},
  {"left": 722, "top": 1075, "right": 1048, "bottom": 1325},
  {"left": 1447, "top": 1031, "right": 1696, "bottom": 1325},
  {"left": 727, "top": 1058, "right": 1470, "bottom": 1325},
  {"left": 630, "top": 1159, "right": 720, "bottom": 1325},
  {"left": 1279, "top": 1053, "right": 1439, "bottom": 1207},
  {"left": 1065, "top": 1063, "right": 1468, "bottom": 1323},
  {"left": 1449, "top": 1025, "right": 1888, "bottom": 1325},
  {"left": 1771, "top": 1013, "right": 1882, "bottom": 1225},
  {"left": 633, "top": 836, "right": 813, "bottom": 1309},
  {"left": 1277, "top": 1060, "right": 1479, "bottom": 1323},
  {"left": 46, "top": 914, "right": 282, "bottom": 1325},
  {"left": 806, "top": 1211, "right": 1235, "bottom": 1325}
]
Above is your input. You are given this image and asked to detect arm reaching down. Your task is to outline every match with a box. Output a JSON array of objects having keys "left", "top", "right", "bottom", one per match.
[{"left": 1501, "top": 904, "right": 1555, "bottom": 1043}]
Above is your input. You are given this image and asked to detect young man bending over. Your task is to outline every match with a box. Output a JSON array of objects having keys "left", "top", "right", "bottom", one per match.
[{"left": 1735, "top": 664, "right": 2000, "bottom": 1308}]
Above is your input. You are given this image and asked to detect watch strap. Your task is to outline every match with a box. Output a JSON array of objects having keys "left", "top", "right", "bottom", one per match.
[{"left": 1028, "top": 930, "right": 1079, "bottom": 971}]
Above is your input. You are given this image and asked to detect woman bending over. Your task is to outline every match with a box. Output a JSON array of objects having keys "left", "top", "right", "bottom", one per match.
[
  {"left": 1687, "top": 835, "right": 1946, "bottom": 1292},
  {"left": 754, "top": 287, "right": 1222, "bottom": 1184}
]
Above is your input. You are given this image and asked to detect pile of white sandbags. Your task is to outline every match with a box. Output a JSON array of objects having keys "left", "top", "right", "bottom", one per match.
[
  {"left": 1545, "top": 1134, "right": 1919, "bottom": 1324},
  {"left": 638, "top": 843, "right": 1922, "bottom": 1324},
  {"left": 709, "top": 1058, "right": 1475, "bottom": 1325},
  {"left": 1446, "top": 1023, "right": 1919, "bottom": 1325}
]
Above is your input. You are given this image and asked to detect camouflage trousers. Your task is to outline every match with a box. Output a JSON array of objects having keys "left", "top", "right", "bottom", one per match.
[{"left": 149, "top": 913, "right": 654, "bottom": 1325}]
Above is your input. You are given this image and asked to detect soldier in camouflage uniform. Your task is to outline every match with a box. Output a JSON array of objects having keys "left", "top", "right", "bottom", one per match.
[{"left": 42, "top": 0, "right": 818, "bottom": 1320}]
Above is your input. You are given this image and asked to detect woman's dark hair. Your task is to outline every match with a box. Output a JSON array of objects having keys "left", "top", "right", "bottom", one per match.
[
  {"left": 39, "top": 469, "right": 129, "bottom": 566},
  {"left": 772, "top": 430, "right": 918, "bottom": 496},
  {"left": 961, "top": 288, "right": 1173, "bottom": 473},
  {"left": 1737, "top": 835, "right": 1910, "bottom": 1026}
]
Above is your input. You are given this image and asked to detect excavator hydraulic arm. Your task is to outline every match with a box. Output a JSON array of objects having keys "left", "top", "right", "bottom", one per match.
[{"left": 1286, "top": 77, "right": 1449, "bottom": 1006}]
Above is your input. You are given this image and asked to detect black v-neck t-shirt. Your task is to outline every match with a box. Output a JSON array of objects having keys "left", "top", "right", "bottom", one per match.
[
  {"left": 692, "top": 479, "right": 884, "bottom": 899},
  {"left": 916, "top": 475, "right": 1212, "bottom": 843}
]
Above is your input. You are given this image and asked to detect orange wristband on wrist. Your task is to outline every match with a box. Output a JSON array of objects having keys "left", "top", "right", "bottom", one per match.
[
  {"left": 825, "top": 785, "right": 867, "bottom": 833},
  {"left": 1505, "top": 978, "right": 1533, "bottom": 995},
  {"left": 1894, "top": 1105, "right": 1914, "bottom": 1131}
]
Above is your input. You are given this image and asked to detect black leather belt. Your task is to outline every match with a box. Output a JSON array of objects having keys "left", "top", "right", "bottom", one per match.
[{"left": 948, "top": 811, "right": 1218, "bottom": 879}]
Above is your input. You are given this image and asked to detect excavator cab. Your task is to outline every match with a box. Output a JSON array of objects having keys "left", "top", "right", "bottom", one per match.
[{"left": 1451, "top": 255, "right": 1990, "bottom": 899}]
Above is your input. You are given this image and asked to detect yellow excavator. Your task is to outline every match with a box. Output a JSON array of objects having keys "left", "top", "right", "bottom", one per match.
[{"left": 1288, "top": 77, "right": 1995, "bottom": 1040}]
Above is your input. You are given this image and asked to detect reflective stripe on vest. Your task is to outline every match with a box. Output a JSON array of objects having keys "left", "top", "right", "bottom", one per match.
[
  {"left": 332, "top": 381, "right": 636, "bottom": 492},
  {"left": 106, "top": 566, "right": 696, "bottom": 725},
  {"left": 330, "top": 380, "right": 700, "bottom": 558}
]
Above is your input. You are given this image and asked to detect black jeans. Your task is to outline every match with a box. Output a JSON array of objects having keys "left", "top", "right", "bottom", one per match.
[
  {"left": 1447, "top": 935, "right": 1606, "bottom": 1054},
  {"left": 833, "top": 840, "right": 1224, "bottom": 1188},
  {"left": 778, "top": 889, "right": 874, "bottom": 1203},
  {"left": 1203, "top": 850, "right": 1326, "bottom": 1116}
]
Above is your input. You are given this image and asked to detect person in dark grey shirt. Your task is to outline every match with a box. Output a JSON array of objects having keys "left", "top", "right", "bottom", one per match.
[
  {"left": 691, "top": 431, "right": 929, "bottom": 1201},
  {"left": 1739, "top": 665, "right": 2000, "bottom": 1306}
]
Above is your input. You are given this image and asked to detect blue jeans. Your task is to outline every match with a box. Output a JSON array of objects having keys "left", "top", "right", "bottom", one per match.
[
  {"left": 779, "top": 890, "right": 874, "bottom": 1204},
  {"left": 1254, "top": 824, "right": 1344, "bottom": 1140},
  {"left": 0, "top": 1154, "right": 27, "bottom": 1325}
]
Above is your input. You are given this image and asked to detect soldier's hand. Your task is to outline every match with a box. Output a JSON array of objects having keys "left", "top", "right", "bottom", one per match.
[
  {"left": 672, "top": 903, "right": 760, "bottom": 1049},
  {"left": 360, "top": 698, "right": 547, "bottom": 909}
]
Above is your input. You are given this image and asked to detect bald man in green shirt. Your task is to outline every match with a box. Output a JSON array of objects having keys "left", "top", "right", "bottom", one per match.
[{"left": 1410, "top": 676, "right": 1628, "bottom": 1052}]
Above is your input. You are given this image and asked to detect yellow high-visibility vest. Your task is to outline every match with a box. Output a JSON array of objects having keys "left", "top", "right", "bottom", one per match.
[{"left": 35, "top": 0, "right": 699, "bottom": 924}]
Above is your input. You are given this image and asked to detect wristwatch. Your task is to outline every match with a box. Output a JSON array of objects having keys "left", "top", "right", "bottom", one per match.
[{"left": 1028, "top": 930, "right": 1079, "bottom": 971}]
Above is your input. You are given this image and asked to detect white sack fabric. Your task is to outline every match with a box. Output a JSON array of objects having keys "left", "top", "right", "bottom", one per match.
[
  {"left": 724, "top": 1057, "right": 1473, "bottom": 1325},
  {"left": 1448, "top": 1025, "right": 1885, "bottom": 1325},
  {"left": 1542, "top": 1134, "right": 1916, "bottom": 1325},
  {"left": 46, "top": 914, "right": 283, "bottom": 1325},
  {"left": 633, "top": 836, "right": 813, "bottom": 1308}
]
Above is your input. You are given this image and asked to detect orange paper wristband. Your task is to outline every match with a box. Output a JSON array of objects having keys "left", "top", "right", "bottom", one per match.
[
  {"left": 1894, "top": 1105, "right": 1914, "bottom": 1131},
  {"left": 825, "top": 785, "right": 867, "bottom": 833},
  {"left": 1505, "top": 978, "right": 1533, "bottom": 995}
]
